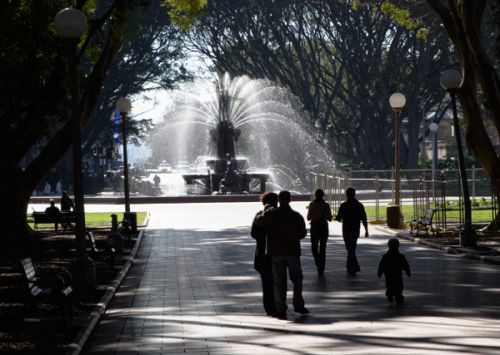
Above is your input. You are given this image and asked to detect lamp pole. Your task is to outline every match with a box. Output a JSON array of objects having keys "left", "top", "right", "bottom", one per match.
[
  {"left": 55, "top": 7, "right": 95, "bottom": 289},
  {"left": 440, "top": 70, "right": 476, "bottom": 247},
  {"left": 429, "top": 122, "right": 439, "bottom": 200},
  {"left": 388, "top": 93, "right": 406, "bottom": 228},
  {"left": 116, "top": 98, "right": 137, "bottom": 231}
]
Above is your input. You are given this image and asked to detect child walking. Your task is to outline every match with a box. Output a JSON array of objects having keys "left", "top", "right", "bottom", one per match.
[{"left": 378, "top": 238, "right": 411, "bottom": 304}]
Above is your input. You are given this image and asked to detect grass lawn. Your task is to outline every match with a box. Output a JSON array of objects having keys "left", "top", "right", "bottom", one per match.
[
  {"left": 364, "top": 205, "right": 494, "bottom": 223},
  {"left": 29, "top": 211, "right": 148, "bottom": 229}
]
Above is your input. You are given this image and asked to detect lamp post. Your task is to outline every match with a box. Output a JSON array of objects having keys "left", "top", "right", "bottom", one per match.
[
  {"left": 440, "top": 69, "right": 476, "bottom": 247},
  {"left": 388, "top": 93, "right": 406, "bottom": 228},
  {"left": 429, "top": 122, "right": 439, "bottom": 199},
  {"left": 55, "top": 8, "right": 95, "bottom": 289},
  {"left": 116, "top": 97, "right": 137, "bottom": 231}
]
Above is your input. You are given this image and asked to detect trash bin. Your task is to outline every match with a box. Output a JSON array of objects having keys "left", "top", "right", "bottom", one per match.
[
  {"left": 387, "top": 205, "right": 403, "bottom": 229},
  {"left": 123, "top": 211, "right": 137, "bottom": 233}
]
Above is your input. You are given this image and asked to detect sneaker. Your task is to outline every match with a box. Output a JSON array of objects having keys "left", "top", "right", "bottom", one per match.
[{"left": 294, "top": 306, "right": 310, "bottom": 314}]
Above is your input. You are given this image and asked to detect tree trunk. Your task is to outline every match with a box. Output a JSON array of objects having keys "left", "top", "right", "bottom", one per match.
[
  {"left": 428, "top": 0, "right": 500, "bottom": 228},
  {"left": 1, "top": 168, "right": 32, "bottom": 256}
]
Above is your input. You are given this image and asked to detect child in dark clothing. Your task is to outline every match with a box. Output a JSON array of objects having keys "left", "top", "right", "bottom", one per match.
[{"left": 378, "top": 238, "right": 411, "bottom": 304}]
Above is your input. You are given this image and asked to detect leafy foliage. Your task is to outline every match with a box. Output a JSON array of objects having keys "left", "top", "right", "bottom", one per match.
[
  {"left": 189, "top": 0, "right": 453, "bottom": 168},
  {"left": 163, "top": 0, "right": 207, "bottom": 30}
]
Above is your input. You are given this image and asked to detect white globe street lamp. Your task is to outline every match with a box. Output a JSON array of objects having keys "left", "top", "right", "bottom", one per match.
[
  {"left": 389, "top": 93, "right": 406, "bottom": 110},
  {"left": 55, "top": 8, "right": 95, "bottom": 290},
  {"left": 439, "top": 69, "right": 476, "bottom": 246},
  {"left": 388, "top": 93, "right": 406, "bottom": 228},
  {"left": 116, "top": 97, "right": 132, "bottom": 114},
  {"left": 440, "top": 69, "right": 463, "bottom": 90},
  {"left": 54, "top": 8, "right": 88, "bottom": 38}
]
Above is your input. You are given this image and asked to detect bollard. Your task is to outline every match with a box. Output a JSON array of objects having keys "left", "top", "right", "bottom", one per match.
[
  {"left": 108, "top": 214, "right": 124, "bottom": 253},
  {"left": 387, "top": 205, "right": 403, "bottom": 229},
  {"left": 111, "top": 213, "right": 119, "bottom": 232},
  {"left": 124, "top": 211, "right": 137, "bottom": 233}
]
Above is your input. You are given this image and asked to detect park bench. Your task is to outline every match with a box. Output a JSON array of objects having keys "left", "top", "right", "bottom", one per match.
[
  {"left": 33, "top": 211, "right": 76, "bottom": 231},
  {"left": 410, "top": 208, "right": 436, "bottom": 236},
  {"left": 18, "top": 257, "right": 73, "bottom": 324},
  {"left": 86, "top": 231, "right": 115, "bottom": 267}
]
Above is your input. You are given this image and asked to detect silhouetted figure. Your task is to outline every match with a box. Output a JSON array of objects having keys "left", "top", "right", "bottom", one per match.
[
  {"left": 251, "top": 192, "right": 278, "bottom": 316},
  {"left": 60, "top": 191, "right": 74, "bottom": 212},
  {"left": 60, "top": 191, "right": 75, "bottom": 230},
  {"left": 153, "top": 174, "right": 161, "bottom": 187},
  {"left": 336, "top": 187, "right": 368, "bottom": 275},
  {"left": 378, "top": 238, "right": 411, "bottom": 304},
  {"left": 45, "top": 199, "right": 62, "bottom": 232},
  {"left": 307, "top": 189, "right": 332, "bottom": 275},
  {"left": 257, "top": 190, "right": 308, "bottom": 319}
]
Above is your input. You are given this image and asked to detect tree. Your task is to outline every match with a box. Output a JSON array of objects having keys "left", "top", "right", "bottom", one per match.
[
  {"left": 82, "top": 0, "right": 191, "bottom": 156},
  {"left": 379, "top": 0, "right": 500, "bottom": 225},
  {"left": 0, "top": 0, "right": 205, "bottom": 247},
  {"left": 428, "top": 1, "right": 500, "bottom": 222},
  {"left": 189, "top": 0, "right": 453, "bottom": 169}
]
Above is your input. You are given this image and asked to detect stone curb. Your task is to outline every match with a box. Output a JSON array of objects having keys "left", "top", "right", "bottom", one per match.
[
  {"left": 64, "top": 227, "right": 146, "bottom": 355},
  {"left": 374, "top": 225, "right": 500, "bottom": 265}
]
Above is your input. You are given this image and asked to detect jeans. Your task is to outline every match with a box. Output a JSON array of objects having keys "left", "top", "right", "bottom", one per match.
[
  {"left": 271, "top": 256, "right": 305, "bottom": 314},
  {"left": 310, "top": 225, "right": 328, "bottom": 273},
  {"left": 343, "top": 232, "right": 360, "bottom": 273},
  {"left": 256, "top": 255, "right": 276, "bottom": 314}
]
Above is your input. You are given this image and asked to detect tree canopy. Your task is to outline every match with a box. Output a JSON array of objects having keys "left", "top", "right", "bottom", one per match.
[
  {"left": 0, "top": 0, "right": 203, "bottom": 246},
  {"left": 189, "top": 0, "right": 454, "bottom": 169}
]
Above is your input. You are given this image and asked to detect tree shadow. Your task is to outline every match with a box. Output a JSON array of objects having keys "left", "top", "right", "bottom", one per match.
[{"left": 83, "top": 226, "right": 500, "bottom": 354}]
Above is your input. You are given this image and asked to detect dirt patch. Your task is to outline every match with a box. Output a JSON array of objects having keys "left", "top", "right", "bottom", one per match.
[{"left": 0, "top": 230, "right": 137, "bottom": 353}]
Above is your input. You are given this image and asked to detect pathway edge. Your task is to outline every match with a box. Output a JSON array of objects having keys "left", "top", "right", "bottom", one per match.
[
  {"left": 64, "top": 227, "right": 146, "bottom": 355},
  {"left": 374, "top": 225, "right": 500, "bottom": 265}
]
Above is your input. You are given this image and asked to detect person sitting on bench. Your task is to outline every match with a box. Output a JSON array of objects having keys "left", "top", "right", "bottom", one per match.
[{"left": 45, "top": 199, "right": 62, "bottom": 232}]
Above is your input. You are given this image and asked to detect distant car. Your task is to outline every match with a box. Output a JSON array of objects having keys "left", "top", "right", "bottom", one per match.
[{"left": 158, "top": 160, "right": 172, "bottom": 173}]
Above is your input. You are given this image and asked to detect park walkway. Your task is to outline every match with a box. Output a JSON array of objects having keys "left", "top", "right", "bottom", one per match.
[{"left": 83, "top": 202, "right": 500, "bottom": 354}]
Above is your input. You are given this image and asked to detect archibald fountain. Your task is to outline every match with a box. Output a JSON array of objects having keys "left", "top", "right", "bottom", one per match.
[
  {"left": 182, "top": 75, "right": 270, "bottom": 194},
  {"left": 151, "top": 73, "right": 336, "bottom": 195}
]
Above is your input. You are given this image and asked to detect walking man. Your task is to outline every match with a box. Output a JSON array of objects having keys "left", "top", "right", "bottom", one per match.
[
  {"left": 251, "top": 192, "right": 278, "bottom": 316},
  {"left": 257, "top": 190, "right": 309, "bottom": 319},
  {"left": 336, "top": 187, "right": 369, "bottom": 275},
  {"left": 307, "top": 189, "right": 332, "bottom": 275}
]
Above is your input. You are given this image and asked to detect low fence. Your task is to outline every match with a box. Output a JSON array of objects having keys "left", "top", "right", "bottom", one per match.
[{"left": 310, "top": 168, "right": 499, "bottom": 230}]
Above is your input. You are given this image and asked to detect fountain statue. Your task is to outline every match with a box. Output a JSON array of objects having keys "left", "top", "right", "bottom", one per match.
[{"left": 182, "top": 74, "right": 269, "bottom": 194}]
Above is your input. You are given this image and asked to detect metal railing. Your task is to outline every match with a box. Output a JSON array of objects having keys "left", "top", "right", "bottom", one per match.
[{"left": 310, "top": 167, "right": 499, "bottom": 231}]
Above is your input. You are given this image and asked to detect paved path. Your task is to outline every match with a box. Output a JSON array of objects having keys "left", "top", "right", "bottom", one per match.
[{"left": 83, "top": 202, "right": 500, "bottom": 354}]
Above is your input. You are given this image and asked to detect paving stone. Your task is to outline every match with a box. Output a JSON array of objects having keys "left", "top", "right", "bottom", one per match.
[{"left": 83, "top": 202, "right": 500, "bottom": 354}]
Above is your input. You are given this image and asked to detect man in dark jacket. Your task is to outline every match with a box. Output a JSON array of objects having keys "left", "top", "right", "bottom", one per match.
[
  {"left": 257, "top": 190, "right": 308, "bottom": 319},
  {"left": 251, "top": 192, "right": 278, "bottom": 316},
  {"left": 307, "top": 189, "right": 332, "bottom": 275},
  {"left": 336, "top": 187, "right": 369, "bottom": 275}
]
